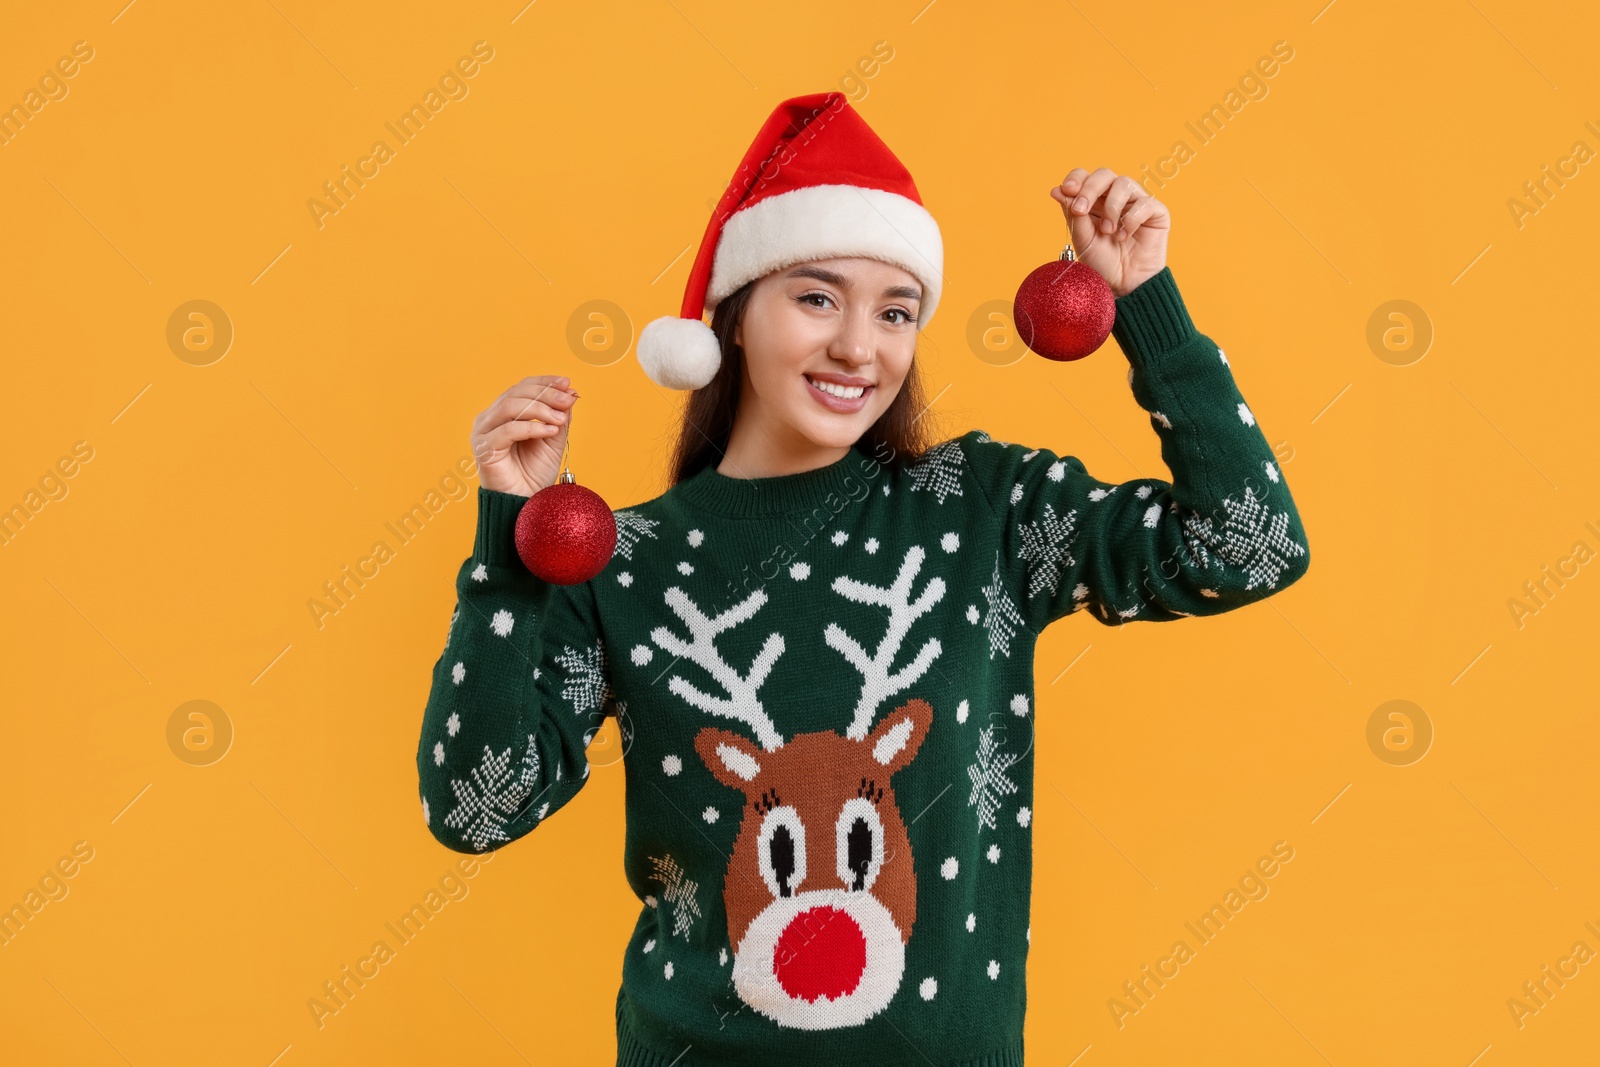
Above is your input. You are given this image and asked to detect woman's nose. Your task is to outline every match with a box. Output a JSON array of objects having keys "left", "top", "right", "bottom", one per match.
[{"left": 829, "top": 317, "right": 874, "bottom": 364}]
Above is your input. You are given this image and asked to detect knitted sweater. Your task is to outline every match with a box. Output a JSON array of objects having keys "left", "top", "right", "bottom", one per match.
[{"left": 415, "top": 266, "right": 1310, "bottom": 1066}]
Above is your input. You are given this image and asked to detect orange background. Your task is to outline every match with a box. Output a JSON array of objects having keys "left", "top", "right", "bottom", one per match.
[{"left": 3, "top": 1, "right": 1598, "bottom": 1063}]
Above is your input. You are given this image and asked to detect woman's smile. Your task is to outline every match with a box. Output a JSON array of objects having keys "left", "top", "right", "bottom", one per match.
[{"left": 803, "top": 372, "right": 874, "bottom": 412}]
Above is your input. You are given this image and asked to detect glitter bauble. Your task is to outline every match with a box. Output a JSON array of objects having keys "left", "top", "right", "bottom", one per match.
[
  {"left": 514, "top": 470, "right": 617, "bottom": 585},
  {"left": 1012, "top": 251, "right": 1116, "bottom": 362}
]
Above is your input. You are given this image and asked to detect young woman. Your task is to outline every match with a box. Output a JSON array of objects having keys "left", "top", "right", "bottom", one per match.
[{"left": 416, "top": 92, "right": 1309, "bottom": 1066}]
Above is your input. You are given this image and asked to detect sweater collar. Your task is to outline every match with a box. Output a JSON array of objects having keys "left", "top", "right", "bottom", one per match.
[{"left": 674, "top": 442, "right": 872, "bottom": 517}]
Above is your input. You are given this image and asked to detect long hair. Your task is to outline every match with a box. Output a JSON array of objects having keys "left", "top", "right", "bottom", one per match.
[{"left": 665, "top": 275, "right": 941, "bottom": 487}]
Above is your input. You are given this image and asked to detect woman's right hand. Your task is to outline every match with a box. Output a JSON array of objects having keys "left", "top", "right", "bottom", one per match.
[{"left": 471, "top": 375, "right": 580, "bottom": 496}]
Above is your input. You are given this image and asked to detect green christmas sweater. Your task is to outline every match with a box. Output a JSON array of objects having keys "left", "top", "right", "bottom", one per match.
[{"left": 415, "top": 266, "right": 1310, "bottom": 1066}]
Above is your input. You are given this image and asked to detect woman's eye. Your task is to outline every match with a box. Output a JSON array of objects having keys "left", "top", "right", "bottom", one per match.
[{"left": 796, "top": 293, "right": 914, "bottom": 324}]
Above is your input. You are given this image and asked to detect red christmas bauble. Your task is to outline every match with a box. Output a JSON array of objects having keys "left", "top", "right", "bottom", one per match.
[
  {"left": 1012, "top": 251, "right": 1116, "bottom": 361},
  {"left": 514, "top": 470, "right": 617, "bottom": 585}
]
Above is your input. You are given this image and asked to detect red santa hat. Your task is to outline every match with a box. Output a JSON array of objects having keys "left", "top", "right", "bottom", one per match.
[{"left": 637, "top": 91, "right": 944, "bottom": 390}]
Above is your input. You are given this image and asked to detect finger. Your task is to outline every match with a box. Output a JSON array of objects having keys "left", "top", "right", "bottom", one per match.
[
  {"left": 489, "top": 378, "right": 576, "bottom": 428},
  {"left": 1067, "top": 209, "right": 1101, "bottom": 256},
  {"left": 1122, "top": 196, "right": 1170, "bottom": 239},
  {"left": 502, "top": 375, "right": 578, "bottom": 406},
  {"left": 1098, "top": 176, "right": 1145, "bottom": 233},
  {"left": 474, "top": 417, "right": 562, "bottom": 461},
  {"left": 1068, "top": 167, "right": 1118, "bottom": 217},
  {"left": 1116, "top": 197, "right": 1161, "bottom": 239},
  {"left": 494, "top": 394, "right": 571, "bottom": 430},
  {"left": 484, "top": 379, "right": 578, "bottom": 426},
  {"left": 1056, "top": 167, "right": 1090, "bottom": 197},
  {"left": 504, "top": 373, "right": 568, "bottom": 394}
]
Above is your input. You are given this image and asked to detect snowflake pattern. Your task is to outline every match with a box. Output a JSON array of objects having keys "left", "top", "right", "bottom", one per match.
[
  {"left": 907, "top": 439, "right": 966, "bottom": 505},
  {"left": 1179, "top": 485, "right": 1307, "bottom": 591},
  {"left": 981, "top": 551, "right": 1026, "bottom": 659},
  {"left": 442, "top": 736, "right": 541, "bottom": 851},
  {"left": 967, "top": 723, "right": 1021, "bottom": 832},
  {"left": 555, "top": 640, "right": 613, "bottom": 716},
  {"left": 612, "top": 509, "right": 662, "bottom": 561},
  {"left": 1015, "top": 502, "right": 1080, "bottom": 599},
  {"left": 647, "top": 853, "right": 703, "bottom": 940}
]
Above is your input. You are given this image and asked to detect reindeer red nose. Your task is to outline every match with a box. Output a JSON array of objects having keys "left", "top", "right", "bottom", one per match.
[{"left": 773, "top": 905, "right": 868, "bottom": 1002}]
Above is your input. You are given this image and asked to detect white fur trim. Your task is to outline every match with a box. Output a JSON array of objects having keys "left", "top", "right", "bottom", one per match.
[
  {"left": 638, "top": 315, "right": 721, "bottom": 390},
  {"left": 708, "top": 184, "right": 943, "bottom": 327}
]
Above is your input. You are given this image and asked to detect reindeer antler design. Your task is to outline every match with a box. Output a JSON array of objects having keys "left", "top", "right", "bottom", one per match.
[
  {"left": 826, "top": 544, "right": 945, "bottom": 741},
  {"left": 650, "top": 587, "right": 787, "bottom": 752}
]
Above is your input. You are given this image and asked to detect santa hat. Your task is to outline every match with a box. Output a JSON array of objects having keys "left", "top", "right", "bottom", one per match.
[{"left": 637, "top": 91, "right": 944, "bottom": 390}]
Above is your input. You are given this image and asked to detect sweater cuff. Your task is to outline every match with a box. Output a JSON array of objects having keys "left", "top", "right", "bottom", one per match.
[
  {"left": 1110, "top": 266, "right": 1199, "bottom": 358},
  {"left": 474, "top": 486, "right": 530, "bottom": 568}
]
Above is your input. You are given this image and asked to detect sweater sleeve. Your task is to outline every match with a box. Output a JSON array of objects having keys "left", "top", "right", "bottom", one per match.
[
  {"left": 416, "top": 486, "right": 614, "bottom": 853},
  {"left": 959, "top": 265, "right": 1311, "bottom": 632}
]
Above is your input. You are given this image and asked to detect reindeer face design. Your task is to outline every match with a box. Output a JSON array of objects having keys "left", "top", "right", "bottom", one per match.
[
  {"left": 651, "top": 544, "right": 946, "bottom": 1030},
  {"left": 694, "top": 698, "right": 932, "bottom": 1029}
]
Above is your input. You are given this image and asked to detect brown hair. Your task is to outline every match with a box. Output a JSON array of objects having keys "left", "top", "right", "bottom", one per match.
[{"left": 665, "top": 274, "right": 941, "bottom": 486}]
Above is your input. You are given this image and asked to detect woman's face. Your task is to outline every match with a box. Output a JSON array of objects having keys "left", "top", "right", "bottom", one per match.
[{"left": 731, "top": 256, "right": 923, "bottom": 454}]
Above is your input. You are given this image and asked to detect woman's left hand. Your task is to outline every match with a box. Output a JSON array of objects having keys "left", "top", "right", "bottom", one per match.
[{"left": 1050, "top": 168, "right": 1169, "bottom": 298}]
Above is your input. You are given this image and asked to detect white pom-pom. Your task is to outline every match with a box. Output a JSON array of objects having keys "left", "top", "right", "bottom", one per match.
[{"left": 638, "top": 316, "right": 721, "bottom": 390}]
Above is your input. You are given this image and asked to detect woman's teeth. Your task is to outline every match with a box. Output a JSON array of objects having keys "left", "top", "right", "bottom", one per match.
[{"left": 805, "top": 375, "right": 867, "bottom": 399}]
